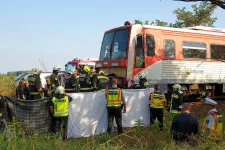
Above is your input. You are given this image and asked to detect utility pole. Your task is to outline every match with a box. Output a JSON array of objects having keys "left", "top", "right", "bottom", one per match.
[{"left": 39, "top": 59, "right": 48, "bottom": 72}]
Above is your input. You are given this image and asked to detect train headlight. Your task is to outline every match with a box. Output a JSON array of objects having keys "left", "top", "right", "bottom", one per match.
[
  {"left": 111, "top": 62, "right": 120, "bottom": 67},
  {"left": 96, "top": 63, "right": 102, "bottom": 68}
]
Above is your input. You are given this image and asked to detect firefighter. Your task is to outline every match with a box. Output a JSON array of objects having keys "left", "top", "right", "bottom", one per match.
[
  {"left": 70, "top": 69, "right": 80, "bottom": 92},
  {"left": 138, "top": 73, "right": 149, "bottom": 89},
  {"left": 169, "top": 84, "right": 183, "bottom": 119},
  {"left": 16, "top": 80, "right": 25, "bottom": 99},
  {"left": 65, "top": 69, "right": 80, "bottom": 93},
  {"left": 149, "top": 84, "right": 166, "bottom": 131},
  {"left": 78, "top": 65, "right": 84, "bottom": 74},
  {"left": 92, "top": 70, "right": 110, "bottom": 91},
  {"left": 106, "top": 78, "right": 126, "bottom": 134},
  {"left": 50, "top": 86, "right": 73, "bottom": 140},
  {"left": 47, "top": 65, "right": 63, "bottom": 96},
  {"left": 202, "top": 98, "right": 223, "bottom": 140},
  {"left": 79, "top": 65, "right": 92, "bottom": 92},
  {"left": 27, "top": 68, "right": 43, "bottom": 100},
  {"left": 90, "top": 68, "right": 97, "bottom": 89}
]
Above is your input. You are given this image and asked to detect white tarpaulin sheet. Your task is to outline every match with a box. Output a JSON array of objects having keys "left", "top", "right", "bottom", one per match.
[{"left": 67, "top": 88, "right": 153, "bottom": 138}]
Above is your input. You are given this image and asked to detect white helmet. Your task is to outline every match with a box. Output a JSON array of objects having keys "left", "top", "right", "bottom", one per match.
[
  {"left": 53, "top": 65, "right": 61, "bottom": 71},
  {"left": 138, "top": 72, "right": 146, "bottom": 79},
  {"left": 55, "top": 86, "right": 65, "bottom": 94},
  {"left": 172, "top": 84, "right": 181, "bottom": 91}
]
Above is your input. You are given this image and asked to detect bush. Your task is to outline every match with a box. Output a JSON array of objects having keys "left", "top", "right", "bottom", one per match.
[{"left": 0, "top": 75, "right": 16, "bottom": 97}]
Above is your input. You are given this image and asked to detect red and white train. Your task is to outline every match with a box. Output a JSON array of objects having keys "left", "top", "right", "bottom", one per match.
[{"left": 96, "top": 23, "right": 225, "bottom": 99}]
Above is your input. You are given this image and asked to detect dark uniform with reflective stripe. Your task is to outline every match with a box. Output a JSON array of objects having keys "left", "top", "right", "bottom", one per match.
[
  {"left": 149, "top": 91, "right": 166, "bottom": 130},
  {"left": 79, "top": 72, "right": 92, "bottom": 92},
  {"left": 47, "top": 73, "right": 63, "bottom": 96},
  {"left": 169, "top": 92, "right": 183, "bottom": 118},
  {"left": 50, "top": 73, "right": 60, "bottom": 88},
  {"left": 139, "top": 78, "right": 148, "bottom": 89},
  {"left": 65, "top": 74, "right": 80, "bottom": 93},
  {"left": 27, "top": 75, "right": 42, "bottom": 100},
  {"left": 92, "top": 75, "right": 110, "bottom": 91},
  {"left": 106, "top": 86, "right": 124, "bottom": 134}
]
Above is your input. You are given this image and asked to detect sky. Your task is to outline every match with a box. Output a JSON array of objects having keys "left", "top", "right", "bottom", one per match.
[{"left": 0, "top": 0, "right": 224, "bottom": 73}]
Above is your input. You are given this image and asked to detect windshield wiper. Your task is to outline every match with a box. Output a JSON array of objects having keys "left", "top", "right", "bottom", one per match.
[
  {"left": 104, "top": 55, "right": 109, "bottom": 60},
  {"left": 116, "top": 52, "right": 124, "bottom": 60}
]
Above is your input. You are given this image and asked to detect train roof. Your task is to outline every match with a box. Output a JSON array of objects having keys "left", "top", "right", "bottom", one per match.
[{"left": 106, "top": 24, "right": 225, "bottom": 37}]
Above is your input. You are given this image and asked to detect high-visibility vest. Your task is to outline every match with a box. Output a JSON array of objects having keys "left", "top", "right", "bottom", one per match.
[
  {"left": 106, "top": 88, "right": 122, "bottom": 107},
  {"left": 52, "top": 96, "right": 69, "bottom": 117},
  {"left": 202, "top": 112, "right": 223, "bottom": 140},
  {"left": 150, "top": 92, "right": 165, "bottom": 108}
]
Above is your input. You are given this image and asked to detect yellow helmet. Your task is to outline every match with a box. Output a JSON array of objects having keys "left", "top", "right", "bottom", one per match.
[{"left": 83, "top": 65, "right": 90, "bottom": 73}]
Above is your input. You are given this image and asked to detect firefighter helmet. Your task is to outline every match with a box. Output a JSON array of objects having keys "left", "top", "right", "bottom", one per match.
[
  {"left": 172, "top": 84, "right": 181, "bottom": 91},
  {"left": 53, "top": 65, "right": 61, "bottom": 71},
  {"left": 31, "top": 68, "right": 41, "bottom": 75},
  {"left": 55, "top": 86, "right": 65, "bottom": 94},
  {"left": 138, "top": 72, "right": 146, "bottom": 79},
  {"left": 83, "top": 65, "right": 90, "bottom": 73}
]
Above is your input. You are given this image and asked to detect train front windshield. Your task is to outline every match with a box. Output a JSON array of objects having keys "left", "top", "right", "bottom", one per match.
[{"left": 99, "top": 29, "right": 130, "bottom": 61}]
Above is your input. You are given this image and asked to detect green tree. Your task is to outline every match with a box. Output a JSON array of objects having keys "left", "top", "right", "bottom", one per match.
[
  {"left": 173, "top": 2, "right": 217, "bottom": 27},
  {"left": 135, "top": 19, "right": 169, "bottom": 26},
  {"left": 174, "top": 0, "right": 225, "bottom": 9},
  {"left": 134, "top": 2, "right": 217, "bottom": 28}
]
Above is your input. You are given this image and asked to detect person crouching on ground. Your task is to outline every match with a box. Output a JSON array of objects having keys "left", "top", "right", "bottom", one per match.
[
  {"left": 50, "top": 86, "right": 73, "bottom": 140},
  {"left": 170, "top": 103, "right": 199, "bottom": 144}
]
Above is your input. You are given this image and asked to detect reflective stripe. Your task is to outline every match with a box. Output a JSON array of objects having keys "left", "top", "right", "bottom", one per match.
[
  {"left": 106, "top": 88, "right": 122, "bottom": 107},
  {"left": 80, "top": 88, "right": 92, "bottom": 90},
  {"left": 144, "top": 82, "right": 149, "bottom": 87},
  {"left": 30, "top": 92, "right": 40, "bottom": 95},
  {"left": 150, "top": 92, "right": 164, "bottom": 105},
  {"left": 97, "top": 76, "right": 109, "bottom": 80},
  {"left": 27, "top": 77, "right": 36, "bottom": 82}
]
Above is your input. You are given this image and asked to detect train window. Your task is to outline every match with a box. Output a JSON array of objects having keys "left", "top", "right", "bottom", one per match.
[
  {"left": 164, "top": 40, "right": 175, "bottom": 58},
  {"left": 135, "top": 34, "right": 145, "bottom": 68},
  {"left": 146, "top": 35, "right": 155, "bottom": 56},
  {"left": 182, "top": 41, "right": 206, "bottom": 59},
  {"left": 211, "top": 44, "right": 225, "bottom": 60}
]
